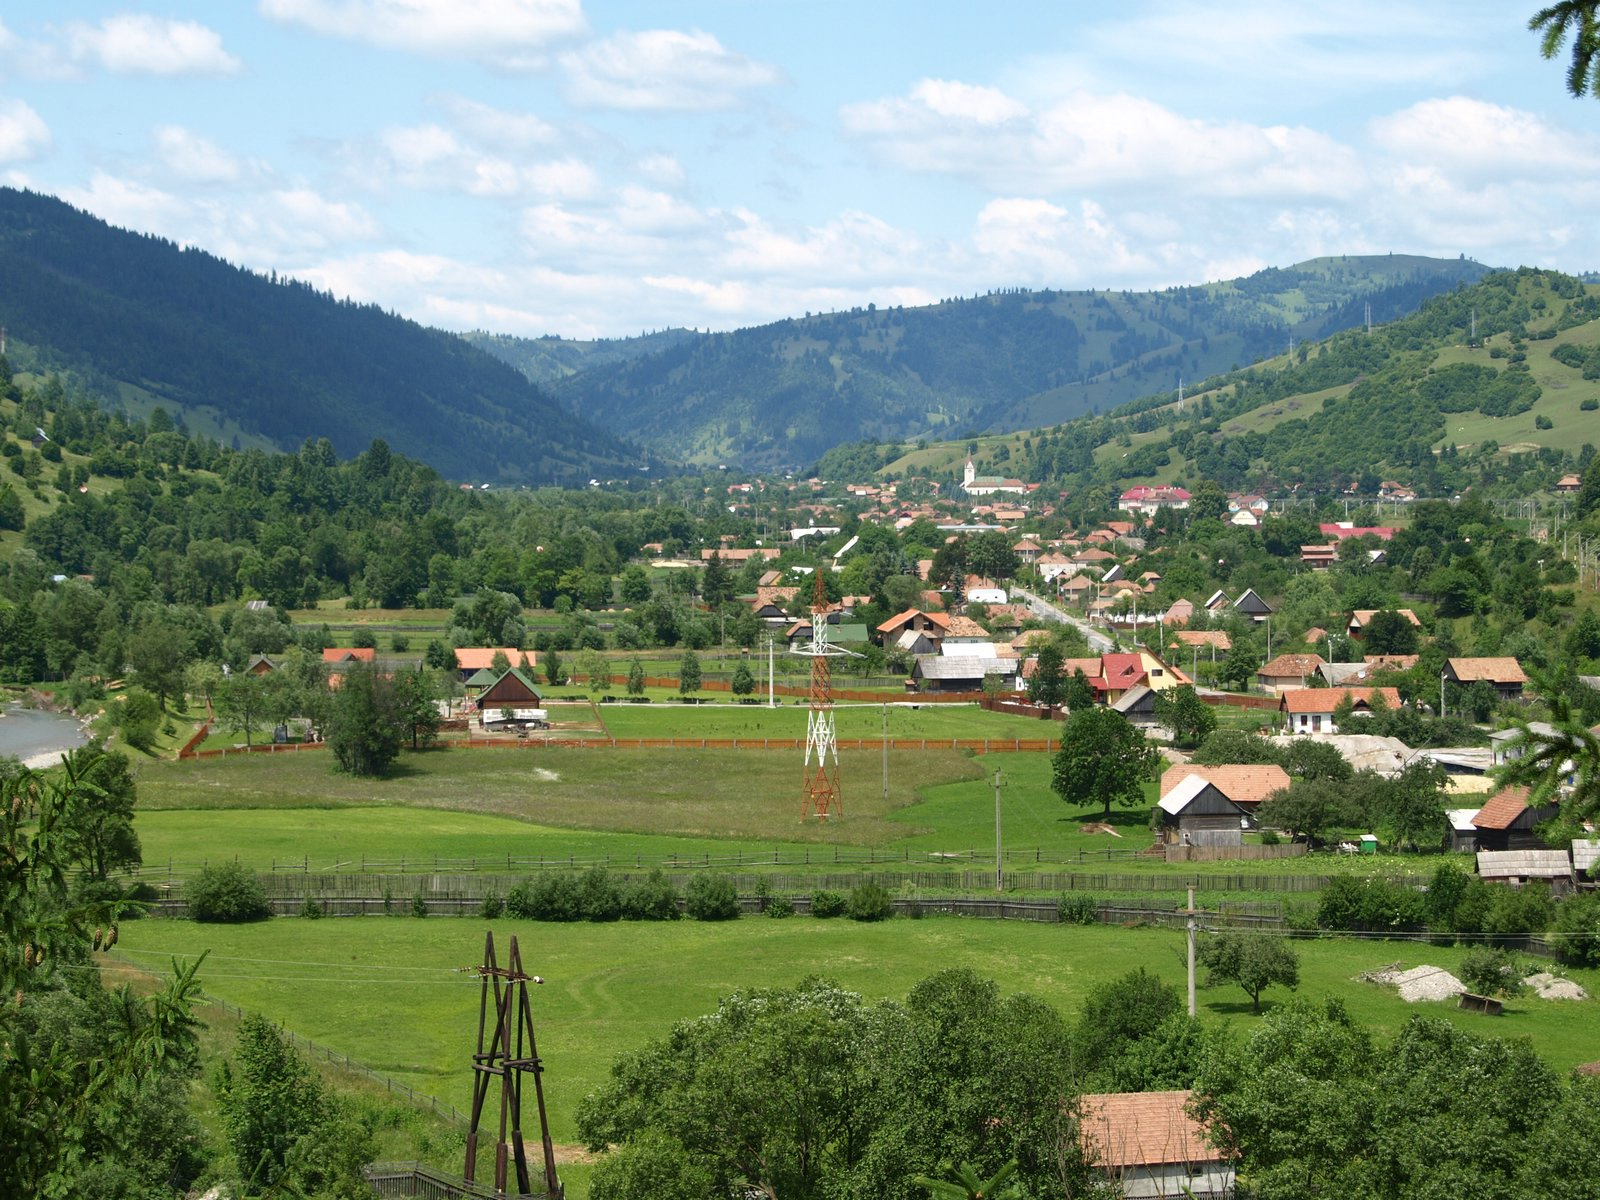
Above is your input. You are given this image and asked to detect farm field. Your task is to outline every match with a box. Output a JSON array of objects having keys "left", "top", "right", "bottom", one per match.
[
  {"left": 111, "top": 916, "right": 1600, "bottom": 1174},
  {"left": 589, "top": 699, "right": 1053, "bottom": 741},
  {"left": 133, "top": 745, "right": 1447, "bottom": 888}
]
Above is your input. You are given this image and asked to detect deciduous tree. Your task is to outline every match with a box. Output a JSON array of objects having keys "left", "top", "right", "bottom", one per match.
[{"left": 1051, "top": 706, "right": 1161, "bottom": 819}]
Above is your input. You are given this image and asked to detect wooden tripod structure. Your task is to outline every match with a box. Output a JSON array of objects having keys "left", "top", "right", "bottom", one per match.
[{"left": 464, "top": 932, "right": 562, "bottom": 1198}]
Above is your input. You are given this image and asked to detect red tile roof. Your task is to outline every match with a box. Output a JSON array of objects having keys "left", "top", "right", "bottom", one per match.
[
  {"left": 1471, "top": 785, "right": 1533, "bottom": 831},
  {"left": 1446, "top": 657, "right": 1527, "bottom": 685},
  {"left": 322, "top": 647, "right": 376, "bottom": 663},
  {"left": 1160, "top": 764, "right": 1291, "bottom": 806},
  {"left": 1281, "top": 686, "right": 1401, "bottom": 714},
  {"left": 1080, "top": 1090, "right": 1220, "bottom": 1169}
]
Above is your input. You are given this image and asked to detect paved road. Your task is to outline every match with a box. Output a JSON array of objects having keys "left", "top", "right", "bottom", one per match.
[{"left": 1010, "top": 586, "right": 1115, "bottom": 653}]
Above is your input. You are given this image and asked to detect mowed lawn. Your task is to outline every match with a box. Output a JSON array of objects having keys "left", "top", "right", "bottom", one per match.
[
  {"left": 592, "top": 700, "right": 1057, "bottom": 741},
  {"left": 112, "top": 915, "right": 1600, "bottom": 1151}
]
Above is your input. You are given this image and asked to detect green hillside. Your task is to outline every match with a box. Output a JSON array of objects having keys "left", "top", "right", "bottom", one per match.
[
  {"left": 0, "top": 189, "right": 641, "bottom": 485},
  {"left": 888, "top": 267, "right": 1600, "bottom": 498},
  {"left": 479, "top": 256, "right": 1489, "bottom": 470}
]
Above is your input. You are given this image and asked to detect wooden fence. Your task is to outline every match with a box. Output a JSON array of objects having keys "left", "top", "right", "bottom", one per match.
[{"left": 365, "top": 1161, "right": 554, "bottom": 1199}]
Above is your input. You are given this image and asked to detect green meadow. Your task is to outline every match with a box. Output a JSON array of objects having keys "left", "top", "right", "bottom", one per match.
[{"left": 112, "top": 915, "right": 1600, "bottom": 1151}]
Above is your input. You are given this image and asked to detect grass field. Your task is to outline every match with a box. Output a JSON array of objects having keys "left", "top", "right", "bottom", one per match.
[{"left": 111, "top": 915, "right": 1600, "bottom": 1159}]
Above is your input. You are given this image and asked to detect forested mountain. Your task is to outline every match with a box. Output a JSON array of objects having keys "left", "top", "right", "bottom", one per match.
[
  {"left": 463, "top": 327, "right": 698, "bottom": 386},
  {"left": 475, "top": 255, "right": 1489, "bottom": 470},
  {"left": 961, "top": 267, "right": 1600, "bottom": 499},
  {"left": 0, "top": 189, "right": 641, "bottom": 485}
]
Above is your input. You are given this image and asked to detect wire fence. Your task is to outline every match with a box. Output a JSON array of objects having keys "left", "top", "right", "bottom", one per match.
[{"left": 197, "top": 994, "right": 469, "bottom": 1125}]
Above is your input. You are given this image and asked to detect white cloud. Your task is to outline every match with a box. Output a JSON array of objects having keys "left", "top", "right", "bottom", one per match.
[
  {"left": 153, "top": 126, "right": 247, "bottom": 184},
  {"left": 1369, "top": 97, "right": 1600, "bottom": 179},
  {"left": 0, "top": 98, "right": 49, "bottom": 162},
  {"left": 64, "top": 15, "right": 240, "bottom": 77},
  {"left": 844, "top": 81, "right": 1360, "bottom": 201},
  {"left": 435, "top": 95, "right": 558, "bottom": 150},
  {"left": 259, "top": 0, "right": 585, "bottom": 69},
  {"left": 637, "top": 153, "right": 685, "bottom": 187},
  {"left": 369, "top": 123, "right": 598, "bottom": 199},
  {"left": 562, "top": 29, "right": 781, "bottom": 111}
]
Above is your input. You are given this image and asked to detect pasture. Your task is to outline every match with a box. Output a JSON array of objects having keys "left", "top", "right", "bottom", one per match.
[{"left": 112, "top": 915, "right": 1600, "bottom": 1152}]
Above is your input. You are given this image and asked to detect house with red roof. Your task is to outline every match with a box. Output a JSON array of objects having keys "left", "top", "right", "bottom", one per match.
[
  {"left": 1470, "top": 784, "right": 1559, "bottom": 853},
  {"left": 1280, "top": 686, "right": 1402, "bottom": 735},
  {"left": 1117, "top": 485, "right": 1192, "bottom": 516},
  {"left": 1444, "top": 657, "right": 1527, "bottom": 701},
  {"left": 1080, "top": 1091, "right": 1233, "bottom": 1200}
]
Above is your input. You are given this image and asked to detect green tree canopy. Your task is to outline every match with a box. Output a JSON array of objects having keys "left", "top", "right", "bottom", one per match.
[{"left": 1050, "top": 706, "right": 1162, "bottom": 819}]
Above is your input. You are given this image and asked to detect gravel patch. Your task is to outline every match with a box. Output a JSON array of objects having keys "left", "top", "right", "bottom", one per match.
[
  {"left": 1361, "top": 963, "right": 1466, "bottom": 1002},
  {"left": 1524, "top": 972, "right": 1589, "bottom": 1000}
]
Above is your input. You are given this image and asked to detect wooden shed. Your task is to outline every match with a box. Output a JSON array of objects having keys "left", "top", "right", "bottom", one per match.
[
  {"left": 1476, "top": 849, "right": 1573, "bottom": 895},
  {"left": 1157, "top": 775, "right": 1250, "bottom": 847}
]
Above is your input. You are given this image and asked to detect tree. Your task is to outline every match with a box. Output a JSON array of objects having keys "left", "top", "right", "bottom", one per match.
[
  {"left": 1153, "top": 684, "right": 1216, "bottom": 748},
  {"left": 1198, "top": 931, "right": 1300, "bottom": 1013},
  {"left": 678, "top": 649, "right": 701, "bottom": 697},
  {"left": 393, "top": 666, "right": 442, "bottom": 750},
  {"left": 325, "top": 661, "right": 404, "bottom": 776},
  {"left": 1192, "top": 728, "right": 1283, "bottom": 766},
  {"left": 1376, "top": 759, "right": 1448, "bottom": 851},
  {"left": 0, "top": 480, "right": 23, "bottom": 531},
  {"left": 1027, "top": 642, "right": 1064, "bottom": 707},
  {"left": 1361, "top": 609, "right": 1419, "bottom": 654},
  {"left": 1063, "top": 667, "right": 1094, "bottom": 712},
  {"left": 1075, "top": 966, "right": 1181, "bottom": 1076},
  {"left": 1532, "top": 2, "right": 1600, "bottom": 98},
  {"left": 626, "top": 656, "right": 647, "bottom": 697},
  {"left": 545, "top": 648, "right": 564, "bottom": 687},
  {"left": 579, "top": 648, "right": 611, "bottom": 695},
  {"left": 730, "top": 660, "right": 755, "bottom": 697},
  {"left": 215, "top": 671, "right": 268, "bottom": 747},
  {"left": 216, "top": 1013, "right": 373, "bottom": 1195},
  {"left": 1257, "top": 778, "right": 1356, "bottom": 847},
  {"left": 1050, "top": 706, "right": 1161, "bottom": 819},
  {"left": 701, "top": 552, "right": 733, "bottom": 606},
  {"left": 59, "top": 741, "right": 141, "bottom": 882},
  {"left": 126, "top": 618, "right": 189, "bottom": 711}
]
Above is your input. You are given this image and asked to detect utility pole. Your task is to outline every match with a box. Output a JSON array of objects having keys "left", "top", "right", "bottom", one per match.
[
  {"left": 1186, "top": 887, "right": 1197, "bottom": 1017},
  {"left": 881, "top": 703, "right": 889, "bottom": 805},
  {"left": 767, "top": 634, "right": 776, "bottom": 708},
  {"left": 993, "top": 767, "right": 1006, "bottom": 893}
]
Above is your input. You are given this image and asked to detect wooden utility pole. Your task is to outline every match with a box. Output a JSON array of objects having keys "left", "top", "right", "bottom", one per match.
[{"left": 1186, "top": 887, "right": 1197, "bottom": 1017}]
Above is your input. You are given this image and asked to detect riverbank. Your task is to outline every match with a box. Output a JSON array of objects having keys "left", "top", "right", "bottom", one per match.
[{"left": 0, "top": 702, "right": 94, "bottom": 769}]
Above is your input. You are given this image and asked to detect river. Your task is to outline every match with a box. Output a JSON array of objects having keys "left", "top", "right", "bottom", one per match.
[{"left": 0, "top": 703, "right": 91, "bottom": 768}]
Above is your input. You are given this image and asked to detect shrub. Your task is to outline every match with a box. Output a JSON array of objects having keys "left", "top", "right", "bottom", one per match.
[
  {"left": 299, "top": 896, "right": 324, "bottom": 919},
  {"left": 764, "top": 895, "right": 795, "bottom": 918},
  {"left": 1581, "top": 398, "right": 1599, "bottom": 411},
  {"left": 1552, "top": 891, "right": 1600, "bottom": 967},
  {"left": 578, "top": 867, "right": 624, "bottom": 922},
  {"left": 411, "top": 891, "right": 428, "bottom": 918},
  {"left": 1259, "top": 829, "right": 1280, "bottom": 846},
  {"left": 391, "top": 634, "right": 410, "bottom": 653},
  {"left": 810, "top": 889, "right": 846, "bottom": 919},
  {"left": 1458, "top": 947, "right": 1525, "bottom": 997},
  {"left": 684, "top": 873, "right": 740, "bottom": 921},
  {"left": 621, "top": 869, "right": 680, "bottom": 920},
  {"left": 1315, "top": 874, "right": 1427, "bottom": 934},
  {"left": 188, "top": 861, "right": 271, "bottom": 923},
  {"left": 1483, "top": 881, "right": 1554, "bottom": 938},
  {"left": 507, "top": 874, "right": 582, "bottom": 921},
  {"left": 478, "top": 890, "right": 505, "bottom": 920},
  {"left": 845, "top": 882, "right": 894, "bottom": 922},
  {"left": 1057, "top": 893, "right": 1101, "bottom": 925}
]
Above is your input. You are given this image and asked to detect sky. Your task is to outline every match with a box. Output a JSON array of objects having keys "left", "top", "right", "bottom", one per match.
[{"left": 1, "top": 2, "right": 1598, "bottom": 340}]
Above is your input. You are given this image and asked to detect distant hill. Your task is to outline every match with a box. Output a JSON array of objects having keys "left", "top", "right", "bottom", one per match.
[
  {"left": 888, "top": 266, "right": 1600, "bottom": 499},
  {"left": 473, "top": 255, "right": 1491, "bottom": 471},
  {"left": 0, "top": 188, "right": 641, "bottom": 484}
]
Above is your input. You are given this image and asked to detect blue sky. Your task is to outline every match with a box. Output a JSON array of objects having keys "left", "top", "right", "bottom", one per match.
[{"left": 2, "top": 2, "right": 1597, "bottom": 339}]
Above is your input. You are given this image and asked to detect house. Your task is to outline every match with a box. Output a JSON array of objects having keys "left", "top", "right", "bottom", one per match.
[
  {"left": 1232, "top": 588, "right": 1273, "bottom": 623},
  {"left": 751, "top": 586, "right": 802, "bottom": 623},
  {"left": 1319, "top": 522, "right": 1396, "bottom": 542},
  {"left": 963, "top": 575, "right": 1008, "bottom": 605},
  {"left": 1256, "top": 653, "right": 1325, "bottom": 693},
  {"left": 909, "top": 655, "right": 1016, "bottom": 693},
  {"left": 1281, "top": 687, "right": 1402, "bottom": 735},
  {"left": 1156, "top": 775, "right": 1252, "bottom": 846},
  {"left": 1117, "top": 485, "right": 1193, "bottom": 516},
  {"left": 1488, "top": 722, "right": 1561, "bottom": 767},
  {"left": 1173, "top": 629, "right": 1231, "bottom": 653},
  {"left": 1444, "top": 657, "right": 1527, "bottom": 701},
  {"left": 1097, "top": 651, "right": 1188, "bottom": 703},
  {"left": 453, "top": 647, "right": 535, "bottom": 679},
  {"left": 1059, "top": 575, "right": 1097, "bottom": 604},
  {"left": 1477, "top": 849, "right": 1574, "bottom": 892},
  {"left": 1080, "top": 1090, "right": 1234, "bottom": 1199},
  {"left": 700, "top": 547, "right": 780, "bottom": 564},
  {"left": 876, "top": 608, "right": 951, "bottom": 648},
  {"left": 1159, "top": 765, "right": 1291, "bottom": 817},
  {"left": 476, "top": 668, "right": 547, "bottom": 729},
  {"left": 1012, "top": 538, "right": 1043, "bottom": 566},
  {"left": 1036, "top": 551, "right": 1077, "bottom": 582},
  {"left": 1555, "top": 473, "right": 1583, "bottom": 494},
  {"left": 1469, "top": 785, "right": 1559, "bottom": 852},
  {"left": 1204, "top": 589, "right": 1230, "bottom": 614},
  {"left": 322, "top": 647, "right": 377, "bottom": 665},
  {"left": 1347, "top": 609, "right": 1422, "bottom": 640},
  {"left": 245, "top": 654, "right": 278, "bottom": 676},
  {"left": 1317, "top": 661, "right": 1373, "bottom": 687},
  {"left": 1447, "top": 808, "right": 1482, "bottom": 853},
  {"left": 1301, "top": 543, "right": 1339, "bottom": 569},
  {"left": 1112, "top": 684, "right": 1159, "bottom": 725},
  {"left": 1163, "top": 598, "right": 1196, "bottom": 628}
]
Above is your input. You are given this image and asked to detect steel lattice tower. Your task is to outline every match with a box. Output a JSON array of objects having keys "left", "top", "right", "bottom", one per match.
[{"left": 794, "top": 571, "right": 844, "bottom": 820}]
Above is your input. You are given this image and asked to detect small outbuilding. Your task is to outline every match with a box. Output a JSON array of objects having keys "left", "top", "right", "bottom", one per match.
[{"left": 1156, "top": 775, "right": 1251, "bottom": 847}]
